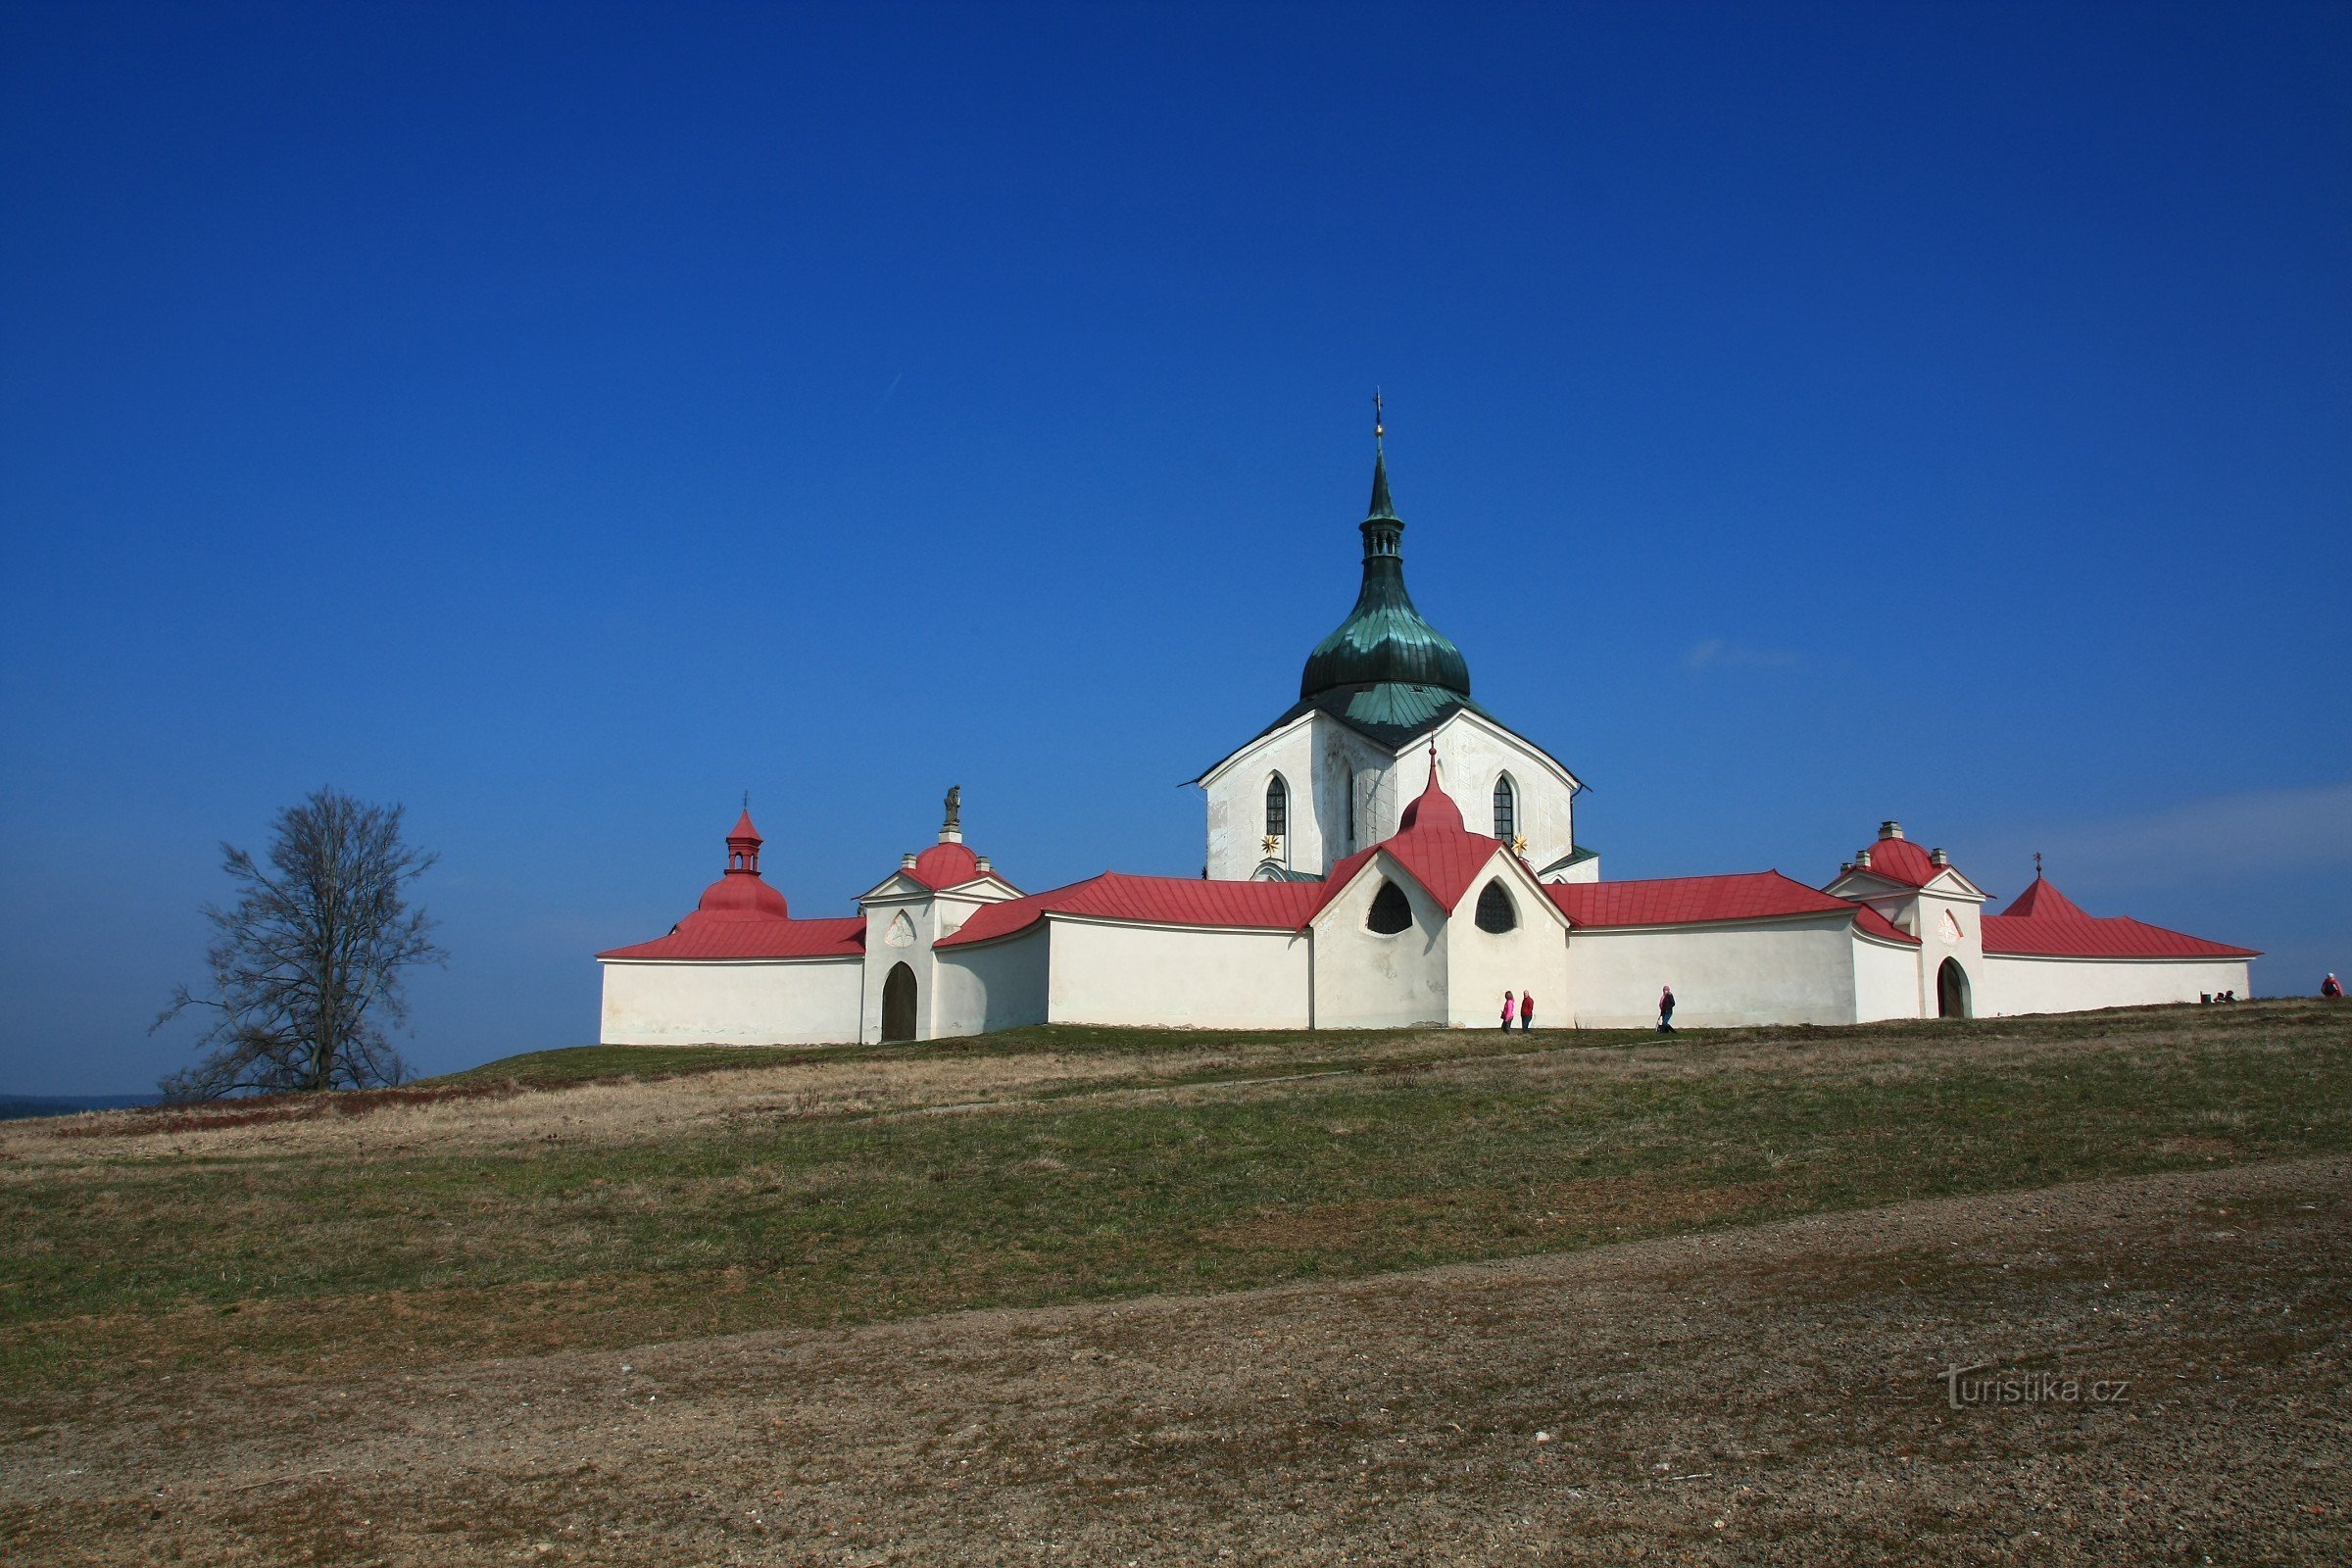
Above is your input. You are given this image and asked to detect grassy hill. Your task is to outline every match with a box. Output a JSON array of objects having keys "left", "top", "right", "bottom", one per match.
[{"left": 4, "top": 1003, "right": 2346, "bottom": 1394}]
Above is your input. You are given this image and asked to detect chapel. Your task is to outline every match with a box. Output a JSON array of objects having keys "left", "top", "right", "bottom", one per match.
[{"left": 597, "top": 428, "right": 2257, "bottom": 1044}]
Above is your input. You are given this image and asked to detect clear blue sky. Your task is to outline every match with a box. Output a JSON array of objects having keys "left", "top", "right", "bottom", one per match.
[{"left": 3, "top": 2, "right": 2346, "bottom": 1094}]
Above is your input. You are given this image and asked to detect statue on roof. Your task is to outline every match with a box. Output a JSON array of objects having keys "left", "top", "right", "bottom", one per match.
[{"left": 944, "top": 785, "right": 961, "bottom": 832}]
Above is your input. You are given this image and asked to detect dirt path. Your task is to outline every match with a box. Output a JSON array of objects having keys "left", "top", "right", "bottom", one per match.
[{"left": 6, "top": 1154, "right": 2346, "bottom": 1566}]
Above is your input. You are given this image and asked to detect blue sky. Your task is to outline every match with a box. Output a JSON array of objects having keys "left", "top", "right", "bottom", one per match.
[{"left": 2, "top": 2, "right": 2346, "bottom": 1094}]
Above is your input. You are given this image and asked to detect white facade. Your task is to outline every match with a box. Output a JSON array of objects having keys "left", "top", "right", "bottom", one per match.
[
  {"left": 600, "top": 956, "right": 862, "bottom": 1047},
  {"left": 1200, "top": 708, "right": 1584, "bottom": 883},
  {"left": 1979, "top": 953, "right": 2252, "bottom": 1015}
]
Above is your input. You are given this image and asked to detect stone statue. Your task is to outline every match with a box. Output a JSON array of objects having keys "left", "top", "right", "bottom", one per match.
[{"left": 944, "top": 785, "right": 961, "bottom": 831}]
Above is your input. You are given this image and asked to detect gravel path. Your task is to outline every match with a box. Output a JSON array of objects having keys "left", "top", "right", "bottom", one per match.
[{"left": 7, "top": 1154, "right": 2347, "bottom": 1565}]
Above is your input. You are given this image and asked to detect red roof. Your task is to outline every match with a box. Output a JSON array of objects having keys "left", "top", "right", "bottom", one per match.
[
  {"left": 1546, "top": 871, "right": 1859, "bottom": 928},
  {"left": 599, "top": 914, "right": 864, "bottom": 961},
  {"left": 1982, "top": 876, "right": 2257, "bottom": 959},
  {"left": 1851, "top": 835, "right": 1936, "bottom": 887},
  {"left": 1853, "top": 905, "right": 1921, "bottom": 946},
  {"left": 692, "top": 868, "right": 790, "bottom": 919},
  {"left": 906, "top": 841, "right": 986, "bottom": 890},
  {"left": 936, "top": 873, "right": 1328, "bottom": 948},
  {"left": 726, "top": 808, "right": 761, "bottom": 844},
  {"left": 1996, "top": 875, "right": 2085, "bottom": 920},
  {"left": 1313, "top": 753, "right": 1514, "bottom": 915}
]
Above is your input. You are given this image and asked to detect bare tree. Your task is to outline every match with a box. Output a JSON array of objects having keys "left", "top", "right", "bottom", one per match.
[{"left": 154, "top": 788, "right": 447, "bottom": 1100}]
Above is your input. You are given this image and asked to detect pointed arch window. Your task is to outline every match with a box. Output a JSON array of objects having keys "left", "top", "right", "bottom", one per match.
[
  {"left": 1475, "top": 879, "right": 1517, "bottom": 934},
  {"left": 1366, "top": 879, "right": 1413, "bottom": 934},
  {"left": 1265, "top": 774, "right": 1288, "bottom": 841},
  {"left": 1493, "top": 776, "right": 1517, "bottom": 842}
]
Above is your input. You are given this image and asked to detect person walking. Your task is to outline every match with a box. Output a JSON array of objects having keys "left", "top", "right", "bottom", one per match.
[
  {"left": 1519, "top": 991, "right": 1535, "bottom": 1032},
  {"left": 2324, "top": 973, "right": 2342, "bottom": 1000},
  {"left": 1500, "top": 991, "right": 1515, "bottom": 1031},
  {"left": 1657, "top": 985, "right": 1677, "bottom": 1033}
]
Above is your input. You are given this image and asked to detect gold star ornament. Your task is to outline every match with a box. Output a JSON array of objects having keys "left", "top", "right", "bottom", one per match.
[
  {"left": 1261, "top": 835, "right": 1282, "bottom": 856},
  {"left": 1510, "top": 835, "right": 1529, "bottom": 858}
]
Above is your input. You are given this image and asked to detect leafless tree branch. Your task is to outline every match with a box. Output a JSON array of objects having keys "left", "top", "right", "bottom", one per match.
[{"left": 153, "top": 788, "right": 447, "bottom": 1101}]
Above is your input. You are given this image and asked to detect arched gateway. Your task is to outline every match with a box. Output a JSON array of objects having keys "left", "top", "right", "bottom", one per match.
[
  {"left": 1936, "top": 957, "right": 1971, "bottom": 1019},
  {"left": 882, "top": 961, "right": 918, "bottom": 1042}
]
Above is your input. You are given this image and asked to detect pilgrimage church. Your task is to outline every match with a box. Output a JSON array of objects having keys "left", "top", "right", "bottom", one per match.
[{"left": 597, "top": 427, "right": 2258, "bottom": 1045}]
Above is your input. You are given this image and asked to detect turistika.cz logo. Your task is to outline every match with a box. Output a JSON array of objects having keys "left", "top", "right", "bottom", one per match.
[{"left": 1942, "top": 1361, "right": 2131, "bottom": 1410}]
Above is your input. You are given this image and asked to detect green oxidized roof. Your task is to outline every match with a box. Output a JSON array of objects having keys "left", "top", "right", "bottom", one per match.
[{"left": 1298, "top": 449, "right": 1473, "bottom": 701}]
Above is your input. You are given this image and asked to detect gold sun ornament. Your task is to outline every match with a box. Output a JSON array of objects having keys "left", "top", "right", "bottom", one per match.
[
  {"left": 1261, "top": 835, "right": 1282, "bottom": 856},
  {"left": 1510, "top": 834, "right": 1529, "bottom": 858}
]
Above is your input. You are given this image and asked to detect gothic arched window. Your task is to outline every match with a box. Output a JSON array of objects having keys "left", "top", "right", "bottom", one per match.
[
  {"left": 1493, "top": 776, "right": 1517, "bottom": 842},
  {"left": 1475, "top": 879, "right": 1517, "bottom": 933},
  {"left": 1265, "top": 774, "right": 1288, "bottom": 841},
  {"left": 1367, "top": 879, "right": 1413, "bottom": 934}
]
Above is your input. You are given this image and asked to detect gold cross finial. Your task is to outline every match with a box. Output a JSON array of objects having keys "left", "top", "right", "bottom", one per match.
[{"left": 1373, "top": 388, "right": 1385, "bottom": 443}]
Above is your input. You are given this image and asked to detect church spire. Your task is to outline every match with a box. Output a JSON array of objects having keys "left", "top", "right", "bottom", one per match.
[
  {"left": 1297, "top": 397, "right": 1472, "bottom": 700},
  {"left": 1367, "top": 390, "right": 1397, "bottom": 527}
]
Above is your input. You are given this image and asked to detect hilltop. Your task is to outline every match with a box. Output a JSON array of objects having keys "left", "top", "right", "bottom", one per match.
[{"left": 3, "top": 1004, "right": 2348, "bottom": 1564}]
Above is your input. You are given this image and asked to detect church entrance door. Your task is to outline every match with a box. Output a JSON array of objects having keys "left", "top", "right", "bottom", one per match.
[
  {"left": 1936, "top": 957, "right": 1971, "bottom": 1019},
  {"left": 882, "top": 962, "right": 918, "bottom": 1042}
]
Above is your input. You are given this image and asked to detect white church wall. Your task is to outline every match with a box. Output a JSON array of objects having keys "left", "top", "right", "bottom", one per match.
[
  {"left": 1327, "top": 721, "right": 1402, "bottom": 868},
  {"left": 1443, "top": 871, "right": 1571, "bottom": 1028},
  {"left": 1564, "top": 916, "right": 1859, "bottom": 1028},
  {"left": 599, "top": 958, "right": 863, "bottom": 1046},
  {"left": 1203, "top": 718, "right": 1323, "bottom": 881},
  {"left": 933, "top": 926, "right": 1052, "bottom": 1037},
  {"left": 1853, "top": 935, "right": 1924, "bottom": 1022},
  {"left": 1977, "top": 954, "right": 2252, "bottom": 1016},
  {"left": 1428, "top": 715, "right": 1577, "bottom": 872},
  {"left": 860, "top": 892, "right": 941, "bottom": 1042},
  {"left": 1044, "top": 918, "right": 1312, "bottom": 1028},
  {"left": 1311, "top": 858, "right": 1450, "bottom": 1026}
]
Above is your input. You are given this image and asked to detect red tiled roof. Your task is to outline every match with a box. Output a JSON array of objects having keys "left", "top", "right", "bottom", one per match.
[
  {"left": 599, "top": 915, "right": 864, "bottom": 961},
  {"left": 727, "top": 808, "right": 761, "bottom": 844},
  {"left": 1314, "top": 753, "right": 1514, "bottom": 915},
  {"left": 1996, "top": 875, "right": 2085, "bottom": 920},
  {"left": 936, "top": 873, "right": 1329, "bottom": 949},
  {"left": 1851, "top": 835, "right": 1936, "bottom": 887},
  {"left": 1853, "top": 905, "right": 1921, "bottom": 946},
  {"left": 906, "top": 841, "right": 985, "bottom": 889},
  {"left": 1546, "top": 871, "right": 1858, "bottom": 929},
  {"left": 1981, "top": 876, "right": 2258, "bottom": 959}
]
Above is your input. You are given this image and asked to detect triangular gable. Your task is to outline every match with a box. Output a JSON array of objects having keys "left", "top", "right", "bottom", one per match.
[
  {"left": 857, "top": 870, "right": 940, "bottom": 904},
  {"left": 1312, "top": 835, "right": 1556, "bottom": 929}
]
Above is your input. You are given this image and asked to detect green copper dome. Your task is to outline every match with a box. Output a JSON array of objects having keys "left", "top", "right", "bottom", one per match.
[{"left": 1298, "top": 448, "right": 1472, "bottom": 701}]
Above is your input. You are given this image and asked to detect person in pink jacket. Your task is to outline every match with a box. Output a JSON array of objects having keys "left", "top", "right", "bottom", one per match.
[{"left": 1499, "top": 991, "right": 1515, "bottom": 1031}]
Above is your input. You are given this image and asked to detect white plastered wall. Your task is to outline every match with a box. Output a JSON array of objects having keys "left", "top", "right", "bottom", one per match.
[
  {"left": 1853, "top": 935, "right": 1925, "bottom": 1022},
  {"left": 933, "top": 925, "right": 1052, "bottom": 1037},
  {"left": 1978, "top": 954, "right": 2253, "bottom": 1016},
  {"left": 1309, "top": 855, "right": 1449, "bottom": 1026},
  {"left": 1563, "top": 915, "right": 1861, "bottom": 1028},
  {"left": 1044, "top": 919, "right": 1312, "bottom": 1028},
  {"left": 598, "top": 957, "right": 863, "bottom": 1046},
  {"left": 1203, "top": 717, "right": 1323, "bottom": 881},
  {"left": 1425, "top": 712, "right": 1578, "bottom": 874},
  {"left": 1441, "top": 862, "right": 1572, "bottom": 1028},
  {"left": 1202, "top": 708, "right": 1582, "bottom": 881},
  {"left": 859, "top": 888, "right": 940, "bottom": 1042}
]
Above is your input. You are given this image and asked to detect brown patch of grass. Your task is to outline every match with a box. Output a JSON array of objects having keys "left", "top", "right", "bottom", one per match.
[{"left": 53, "top": 1080, "right": 526, "bottom": 1139}]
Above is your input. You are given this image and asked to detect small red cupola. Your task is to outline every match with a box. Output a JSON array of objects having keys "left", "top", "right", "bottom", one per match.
[
  {"left": 1397, "top": 745, "right": 1466, "bottom": 834},
  {"left": 724, "top": 808, "right": 762, "bottom": 875},
  {"left": 696, "top": 807, "right": 789, "bottom": 920}
]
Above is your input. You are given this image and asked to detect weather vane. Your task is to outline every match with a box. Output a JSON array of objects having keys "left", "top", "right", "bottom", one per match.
[
  {"left": 1373, "top": 388, "right": 1385, "bottom": 445},
  {"left": 2034, "top": 851, "right": 2043, "bottom": 876}
]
